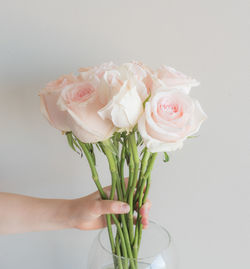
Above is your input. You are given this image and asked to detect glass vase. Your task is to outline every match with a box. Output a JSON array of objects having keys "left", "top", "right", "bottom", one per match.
[{"left": 87, "top": 220, "right": 177, "bottom": 269}]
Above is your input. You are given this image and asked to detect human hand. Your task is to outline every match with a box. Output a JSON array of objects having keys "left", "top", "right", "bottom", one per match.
[{"left": 69, "top": 178, "right": 151, "bottom": 231}]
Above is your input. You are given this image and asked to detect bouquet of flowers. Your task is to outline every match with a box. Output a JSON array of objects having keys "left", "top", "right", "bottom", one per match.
[{"left": 39, "top": 61, "right": 206, "bottom": 269}]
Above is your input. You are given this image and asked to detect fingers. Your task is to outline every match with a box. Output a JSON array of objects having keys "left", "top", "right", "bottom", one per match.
[
  {"left": 103, "top": 199, "right": 151, "bottom": 229},
  {"left": 140, "top": 201, "right": 151, "bottom": 228},
  {"left": 133, "top": 200, "right": 151, "bottom": 229},
  {"left": 124, "top": 177, "right": 129, "bottom": 188},
  {"left": 102, "top": 185, "right": 116, "bottom": 200},
  {"left": 92, "top": 176, "right": 144, "bottom": 200},
  {"left": 91, "top": 200, "right": 130, "bottom": 217},
  {"left": 140, "top": 199, "right": 152, "bottom": 213},
  {"left": 93, "top": 177, "right": 129, "bottom": 200},
  {"left": 90, "top": 186, "right": 117, "bottom": 200}
]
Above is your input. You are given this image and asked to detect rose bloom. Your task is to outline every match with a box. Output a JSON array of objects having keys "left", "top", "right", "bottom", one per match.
[
  {"left": 40, "top": 72, "right": 115, "bottom": 143},
  {"left": 151, "top": 66, "right": 200, "bottom": 95},
  {"left": 96, "top": 61, "right": 151, "bottom": 131},
  {"left": 39, "top": 74, "right": 77, "bottom": 132},
  {"left": 57, "top": 77, "right": 116, "bottom": 143},
  {"left": 79, "top": 62, "right": 118, "bottom": 80},
  {"left": 138, "top": 89, "right": 207, "bottom": 152}
]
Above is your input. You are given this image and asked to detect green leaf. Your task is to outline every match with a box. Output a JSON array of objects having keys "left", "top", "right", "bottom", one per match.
[
  {"left": 124, "top": 139, "right": 130, "bottom": 165},
  {"left": 143, "top": 93, "right": 151, "bottom": 109},
  {"left": 95, "top": 142, "right": 102, "bottom": 152},
  {"left": 140, "top": 147, "right": 146, "bottom": 156},
  {"left": 132, "top": 125, "right": 138, "bottom": 133},
  {"left": 163, "top": 152, "right": 170, "bottom": 162},
  {"left": 66, "top": 132, "right": 75, "bottom": 151},
  {"left": 111, "top": 132, "right": 121, "bottom": 154},
  {"left": 96, "top": 142, "right": 105, "bottom": 154},
  {"left": 136, "top": 131, "right": 143, "bottom": 146},
  {"left": 72, "top": 139, "right": 83, "bottom": 157},
  {"left": 187, "top": 135, "right": 199, "bottom": 139},
  {"left": 78, "top": 142, "right": 96, "bottom": 164},
  {"left": 66, "top": 132, "right": 82, "bottom": 157},
  {"left": 115, "top": 132, "right": 121, "bottom": 142},
  {"left": 89, "top": 143, "right": 96, "bottom": 165},
  {"left": 105, "top": 140, "right": 119, "bottom": 157}
]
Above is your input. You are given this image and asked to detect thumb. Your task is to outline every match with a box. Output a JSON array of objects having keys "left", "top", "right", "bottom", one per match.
[{"left": 92, "top": 200, "right": 130, "bottom": 216}]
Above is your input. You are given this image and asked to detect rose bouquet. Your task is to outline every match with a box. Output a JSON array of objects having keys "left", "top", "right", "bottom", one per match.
[{"left": 39, "top": 61, "right": 206, "bottom": 269}]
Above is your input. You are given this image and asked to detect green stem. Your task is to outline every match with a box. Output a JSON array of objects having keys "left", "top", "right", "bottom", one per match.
[
  {"left": 138, "top": 175, "right": 151, "bottom": 250},
  {"left": 125, "top": 141, "right": 134, "bottom": 202},
  {"left": 98, "top": 142, "right": 116, "bottom": 200},
  {"left": 111, "top": 214, "right": 128, "bottom": 267},
  {"left": 128, "top": 132, "right": 140, "bottom": 257},
  {"left": 115, "top": 233, "right": 123, "bottom": 269},
  {"left": 115, "top": 158, "right": 129, "bottom": 269},
  {"left": 76, "top": 139, "right": 116, "bottom": 256},
  {"left": 142, "top": 175, "right": 151, "bottom": 205},
  {"left": 120, "top": 143, "right": 126, "bottom": 198},
  {"left": 138, "top": 149, "right": 151, "bottom": 189},
  {"left": 136, "top": 153, "right": 157, "bottom": 250},
  {"left": 102, "top": 140, "right": 136, "bottom": 269},
  {"left": 134, "top": 149, "right": 151, "bottom": 207},
  {"left": 135, "top": 153, "right": 157, "bottom": 205},
  {"left": 77, "top": 140, "right": 106, "bottom": 198}
]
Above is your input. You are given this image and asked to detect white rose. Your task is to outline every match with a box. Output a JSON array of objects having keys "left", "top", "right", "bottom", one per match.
[{"left": 97, "top": 62, "right": 149, "bottom": 131}]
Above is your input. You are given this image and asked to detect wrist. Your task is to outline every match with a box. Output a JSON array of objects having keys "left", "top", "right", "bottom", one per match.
[
  {"left": 62, "top": 198, "right": 87, "bottom": 230},
  {"left": 56, "top": 199, "right": 78, "bottom": 230}
]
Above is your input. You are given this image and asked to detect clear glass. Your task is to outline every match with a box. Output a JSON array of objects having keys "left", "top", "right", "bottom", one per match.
[{"left": 87, "top": 220, "right": 177, "bottom": 269}]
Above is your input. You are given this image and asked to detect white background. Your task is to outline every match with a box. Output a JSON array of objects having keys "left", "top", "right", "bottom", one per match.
[{"left": 0, "top": 1, "right": 249, "bottom": 268}]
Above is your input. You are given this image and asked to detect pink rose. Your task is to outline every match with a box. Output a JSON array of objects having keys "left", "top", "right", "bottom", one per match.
[
  {"left": 138, "top": 89, "right": 207, "bottom": 152},
  {"left": 39, "top": 74, "right": 77, "bottom": 131},
  {"left": 57, "top": 78, "right": 115, "bottom": 143},
  {"left": 152, "top": 66, "right": 200, "bottom": 94}
]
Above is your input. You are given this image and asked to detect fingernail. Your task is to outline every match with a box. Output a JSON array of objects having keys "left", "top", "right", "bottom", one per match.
[{"left": 120, "top": 203, "right": 130, "bottom": 213}]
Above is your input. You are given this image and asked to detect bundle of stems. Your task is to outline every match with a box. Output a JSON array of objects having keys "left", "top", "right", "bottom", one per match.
[{"left": 66, "top": 128, "right": 158, "bottom": 269}]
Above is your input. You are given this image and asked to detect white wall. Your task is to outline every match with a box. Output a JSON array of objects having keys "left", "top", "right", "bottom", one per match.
[{"left": 0, "top": 0, "right": 249, "bottom": 268}]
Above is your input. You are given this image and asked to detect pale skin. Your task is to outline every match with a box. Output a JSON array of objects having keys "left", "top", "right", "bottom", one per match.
[{"left": 0, "top": 178, "right": 151, "bottom": 235}]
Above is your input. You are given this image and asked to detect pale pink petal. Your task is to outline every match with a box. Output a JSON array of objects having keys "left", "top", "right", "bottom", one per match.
[
  {"left": 138, "top": 114, "right": 184, "bottom": 152},
  {"left": 40, "top": 91, "right": 70, "bottom": 131},
  {"left": 67, "top": 98, "right": 115, "bottom": 143}
]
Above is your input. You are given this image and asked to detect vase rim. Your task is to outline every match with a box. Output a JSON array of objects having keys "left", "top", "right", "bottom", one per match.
[{"left": 97, "top": 219, "right": 172, "bottom": 261}]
